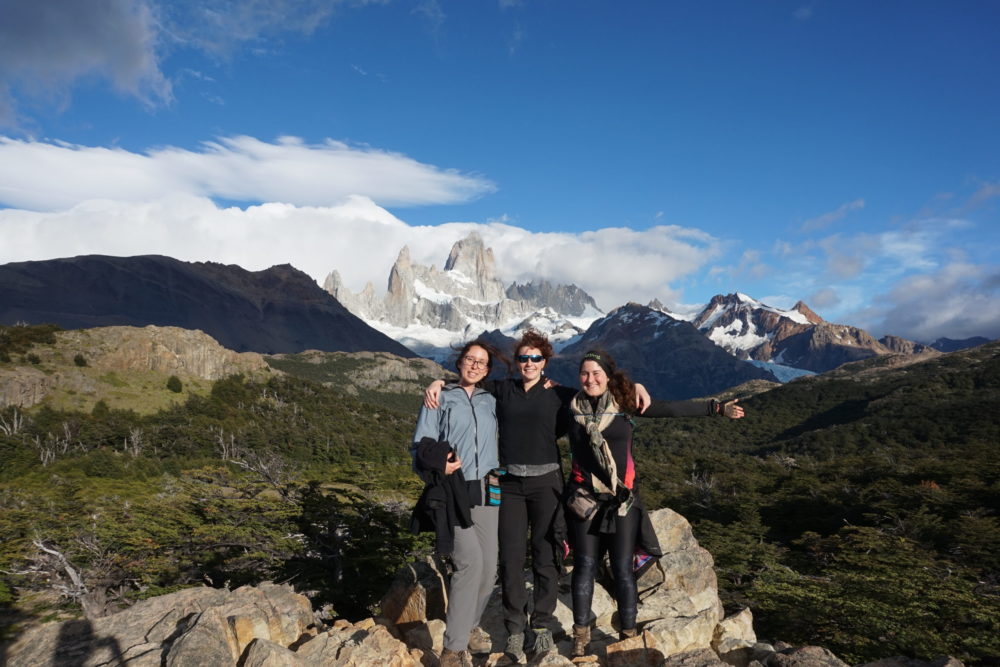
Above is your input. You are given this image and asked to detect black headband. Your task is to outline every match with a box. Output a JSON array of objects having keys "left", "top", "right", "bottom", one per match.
[{"left": 580, "top": 351, "right": 612, "bottom": 376}]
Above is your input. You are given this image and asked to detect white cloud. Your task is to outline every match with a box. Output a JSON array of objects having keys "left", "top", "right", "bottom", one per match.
[
  {"left": 809, "top": 287, "right": 841, "bottom": 310},
  {"left": 0, "top": 197, "right": 723, "bottom": 313},
  {"left": 850, "top": 262, "right": 1000, "bottom": 341},
  {"left": 161, "top": 0, "right": 341, "bottom": 55},
  {"left": 0, "top": 135, "right": 496, "bottom": 211},
  {"left": 0, "top": 0, "right": 169, "bottom": 126},
  {"left": 0, "top": 0, "right": 381, "bottom": 127},
  {"left": 800, "top": 198, "right": 865, "bottom": 232}
]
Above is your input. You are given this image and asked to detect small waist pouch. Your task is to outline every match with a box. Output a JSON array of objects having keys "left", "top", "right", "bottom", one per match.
[
  {"left": 486, "top": 468, "right": 504, "bottom": 506},
  {"left": 566, "top": 485, "right": 598, "bottom": 520}
]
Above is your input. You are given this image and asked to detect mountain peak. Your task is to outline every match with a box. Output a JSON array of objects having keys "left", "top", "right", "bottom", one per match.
[
  {"left": 323, "top": 232, "right": 602, "bottom": 358},
  {"left": 792, "top": 300, "right": 823, "bottom": 324}
]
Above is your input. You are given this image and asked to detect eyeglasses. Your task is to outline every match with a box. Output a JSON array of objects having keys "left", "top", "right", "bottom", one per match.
[
  {"left": 516, "top": 354, "right": 544, "bottom": 363},
  {"left": 462, "top": 356, "right": 489, "bottom": 368}
]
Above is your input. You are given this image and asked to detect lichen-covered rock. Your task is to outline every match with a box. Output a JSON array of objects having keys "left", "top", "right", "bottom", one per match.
[
  {"left": 605, "top": 630, "right": 664, "bottom": 667},
  {"left": 296, "top": 624, "right": 418, "bottom": 666},
  {"left": 4, "top": 583, "right": 315, "bottom": 667},
  {"left": 769, "top": 646, "right": 850, "bottom": 667},
  {"left": 379, "top": 557, "right": 450, "bottom": 630},
  {"left": 712, "top": 608, "right": 757, "bottom": 667}
]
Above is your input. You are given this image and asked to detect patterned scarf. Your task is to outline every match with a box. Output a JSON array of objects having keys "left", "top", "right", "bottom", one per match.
[{"left": 570, "top": 390, "right": 634, "bottom": 516}]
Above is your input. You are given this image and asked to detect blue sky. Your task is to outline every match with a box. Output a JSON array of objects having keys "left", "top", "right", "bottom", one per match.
[{"left": 1, "top": 0, "right": 998, "bottom": 342}]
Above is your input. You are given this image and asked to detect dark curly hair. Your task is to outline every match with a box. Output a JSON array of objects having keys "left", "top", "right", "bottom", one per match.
[
  {"left": 514, "top": 328, "right": 554, "bottom": 359},
  {"left": 579, "top": 349, "right": 637, "bottom": 414}
]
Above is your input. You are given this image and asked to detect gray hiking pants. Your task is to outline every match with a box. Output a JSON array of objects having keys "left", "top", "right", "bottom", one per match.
[{"left": 443, "top": 500, "right": 499, "bottom": 651}]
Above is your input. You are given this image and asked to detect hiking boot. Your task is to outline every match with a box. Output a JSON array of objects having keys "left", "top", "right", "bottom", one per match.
[
  {"left": 468, "top": 626, "right": 492, "bottom": 654},
  {"left": 619, "top": 627, "right": 638, "bottom": 641},
  {"left": 504, "top": 632, "right": 526, "bottom": 663},
  {"left": 572, "top": 624, "right": 591, "bottom": 658},
  {"left": 531, "top": 627, "right": 555, "bottom": 656},
  {"left": 440, "top": 647, "right": 473, "bottom": 667}
]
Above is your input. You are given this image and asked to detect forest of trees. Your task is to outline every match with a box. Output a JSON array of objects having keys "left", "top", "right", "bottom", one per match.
[{"left": 1, "top": 326, "right": 998, "bottom": 664}]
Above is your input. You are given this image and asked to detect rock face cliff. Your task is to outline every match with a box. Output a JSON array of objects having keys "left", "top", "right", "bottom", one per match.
[
  {"left": 0, "top": 254, "right": 415, "bottom": 357},
  {"left": 325, "top": 232, "right": 602, "bottom": 359},
  {"left": 0, "top": 325, "right": 270, "bottom": 410}
]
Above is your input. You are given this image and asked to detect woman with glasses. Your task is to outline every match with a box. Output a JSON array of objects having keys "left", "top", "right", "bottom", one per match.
[
  {"left": 425, "top": 330, "right": 650, "bottom": 662},
  {"left": 412, "top": 339, "right": 504, "bottom": 667},
  {"left": 565, "top": 349, "right": 744, "bottom": 657}
]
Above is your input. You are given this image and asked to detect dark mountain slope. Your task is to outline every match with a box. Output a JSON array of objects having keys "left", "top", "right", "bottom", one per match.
[
  {"left": 546, "top": 303, "right": 778, "bottom": 400},
  {"left": 0, "top": 255, "right": 416, "bottom": 356}
]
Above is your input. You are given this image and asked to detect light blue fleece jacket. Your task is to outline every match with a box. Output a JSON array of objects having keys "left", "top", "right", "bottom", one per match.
[{"left": 412, "top": 383, "right": 499, "bottom": 481}]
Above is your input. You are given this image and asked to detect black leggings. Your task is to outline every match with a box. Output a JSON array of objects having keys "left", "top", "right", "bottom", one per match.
[{"left": 568, "top": 503, "right": 640, "bottom": 629}]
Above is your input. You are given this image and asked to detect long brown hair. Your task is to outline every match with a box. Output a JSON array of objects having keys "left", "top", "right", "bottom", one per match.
[
  {"left": 452, "top": 339, "right": 508, "bottom": 386},
  {"left": 579, "top": 349, "right": 637, "bottom": 413}
]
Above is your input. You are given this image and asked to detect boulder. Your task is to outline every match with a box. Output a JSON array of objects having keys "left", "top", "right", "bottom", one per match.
[
  {"left": 712, "top": 608, "right": 757, "bottom": 667},
  {"left": 296, "top": 624, "right": 419, "bottom": 666},
  {"left": 605, "top": 630, "right": 664, "bottom": 667},
  {"left": 379, "top": 557, "right": 450, "bottom": 631},
  {"left": 4, "top": 583, "right": 316, "bottom": 667}
]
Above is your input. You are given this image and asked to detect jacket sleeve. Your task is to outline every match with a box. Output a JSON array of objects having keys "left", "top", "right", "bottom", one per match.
[
  {"left": 639, "top": 398, "right": 715, "bottom": 419},
  {"left": 412, "top": 405, "right": 443, "bottom": 466}
]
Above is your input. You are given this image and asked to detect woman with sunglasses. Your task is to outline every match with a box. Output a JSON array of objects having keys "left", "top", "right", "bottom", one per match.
[
  {"left": 566, "top": 349, "right": 744, "bottom": 658},
  {"left": 412, "top": 339, "right": 504, "bottom": 667},
  {"left": 425, "top": 330, "right": 650, "bottom": 662}
]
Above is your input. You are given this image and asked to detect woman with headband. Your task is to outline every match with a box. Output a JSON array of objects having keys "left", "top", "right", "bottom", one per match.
[{"left": 566, "top": 349, "right": 744, "bottom": 658}]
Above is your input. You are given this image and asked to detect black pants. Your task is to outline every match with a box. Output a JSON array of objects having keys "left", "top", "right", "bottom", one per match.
[
  {"left": 498, "top": 469, "right": 563, "bottom": 635},
  {"left": 568, "top": 503, "right": 640, "bottom": 630}
]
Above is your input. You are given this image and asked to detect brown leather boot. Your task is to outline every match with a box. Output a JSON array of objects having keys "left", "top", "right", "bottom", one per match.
[
  {"left": 439, "top": 648, "right": 472, "bottom": 667},
  {"left": 619, "top": 627, "right": 638, "bottom": 641},
  {"left": 572, "top": 624, "right": 591, "bottom": 657}
]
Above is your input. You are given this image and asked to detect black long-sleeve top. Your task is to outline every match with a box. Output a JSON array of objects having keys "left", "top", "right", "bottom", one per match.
[
  {"left": 568, "top": 397, "right": 716, "bottom": 491},
  {"left": 482, "top": 379, "right": 577, "bottom": 467}
]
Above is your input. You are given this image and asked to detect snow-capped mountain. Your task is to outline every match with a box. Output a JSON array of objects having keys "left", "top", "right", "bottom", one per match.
[
  {"left": 324, "top": 232, "right": 602, "bottom": 359},
  {"left": 669, "top": 292, "right": 938, "bottom": 375},
  {"left": 545, "top": 302, "right": 780, "bottom": 400}
]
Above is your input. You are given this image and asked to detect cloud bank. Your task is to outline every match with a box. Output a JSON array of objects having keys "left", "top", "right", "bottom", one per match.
[
  {"left": 0, "top": 136, "right": 496, "bottom": 211},
  {"left": 0, "top": 194, "right": 721, "bottom": 316}
]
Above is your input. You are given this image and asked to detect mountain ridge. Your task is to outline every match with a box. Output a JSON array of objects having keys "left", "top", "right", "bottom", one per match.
[{"left": 0, "top": 254, "right": 415, "bottom": 357}]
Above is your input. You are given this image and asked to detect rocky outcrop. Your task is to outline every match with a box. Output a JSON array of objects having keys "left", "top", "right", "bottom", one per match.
[
  {"left": 0, "top": 325, "right": 269, "bottom": 409},
  {"left": 3, "top": 508, "right": 965, "bottom": 667},
  {"left": 379, "top": 508, "right": 768, "bottom": 666},
  {"left": 4, "top": 582, "right": 316, "bottom": 667},
  {"left": 58, "top": 326, "right": 269, "bottom": 379},
  {"left": 266, "top": 349, "right": 450, "bottom": 397}
]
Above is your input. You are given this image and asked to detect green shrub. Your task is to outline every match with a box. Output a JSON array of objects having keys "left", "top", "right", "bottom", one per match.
[
  {"left": 73, "top": 354, "right": 87, "bottom": 367},
  {"left": 166, "top": 375, "right": 183, "bottom": 393}
]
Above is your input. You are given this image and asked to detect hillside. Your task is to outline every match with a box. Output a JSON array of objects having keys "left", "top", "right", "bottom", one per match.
[
  {"left": 0, "top": 255, "right": 416, "bottom": 357},
  {"left": 1, "top": 324, "right": 272, "bottom": 413},
  {"left": 265, "top": 349, "right": 451, "bottom": 413},
  {"left": 629, "top": 341, "right": 1000, "bottom": 663},
  {"left": 1, "top": 326, "right": 997, "bottom": 663}
]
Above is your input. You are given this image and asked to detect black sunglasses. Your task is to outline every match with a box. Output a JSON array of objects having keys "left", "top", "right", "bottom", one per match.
[{"left": 516, "top": 354, "right": 544, "bottom": 363}]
